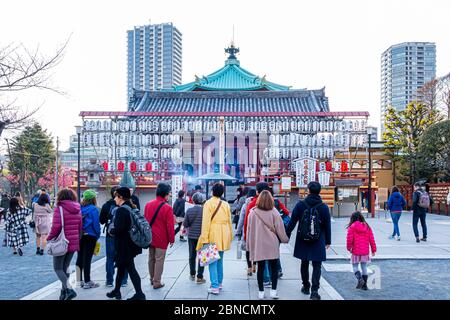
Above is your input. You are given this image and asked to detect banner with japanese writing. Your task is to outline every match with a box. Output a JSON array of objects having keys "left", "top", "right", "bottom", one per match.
[{"left": 294, "top": 157, "right": 316, "bottom": 187}]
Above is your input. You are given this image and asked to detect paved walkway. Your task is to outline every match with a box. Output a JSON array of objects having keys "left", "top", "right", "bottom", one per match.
[{"left": 19, "top": 213, "right": 450, "bottom": 300}]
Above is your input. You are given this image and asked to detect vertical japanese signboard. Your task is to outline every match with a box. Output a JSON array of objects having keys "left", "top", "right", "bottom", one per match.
[
  {"left": 171, "top": 175, "right": 183, "bottom": 206},
  {"left": 294, "top": 157, "right": 316, "bottom": 187}
]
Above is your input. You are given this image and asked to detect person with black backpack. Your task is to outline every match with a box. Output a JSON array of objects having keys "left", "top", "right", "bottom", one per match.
[
  {"left": 286, "top": 181, "right": 331, "bottom": 300},
  {"left": 412, "top": 182, "right": 431, "bottom": 243},
  {"left": 100, "top": 186, "right": 128, "bottom": 288},
  {"left": 106, "top": 187, "right": 146, "bottom": 300}
]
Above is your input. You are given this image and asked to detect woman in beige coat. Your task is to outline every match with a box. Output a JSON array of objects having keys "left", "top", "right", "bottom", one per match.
[
  {"left": 33, "top": 193, "right": 53, "bottom": 255},
  {"left": 247, "top": 190, "right": 289, "bottom": 300}
]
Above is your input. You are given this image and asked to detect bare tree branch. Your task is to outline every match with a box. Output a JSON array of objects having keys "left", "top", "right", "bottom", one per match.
[{"left": 0, "top": 36, "right": 70, "bottom": 138}]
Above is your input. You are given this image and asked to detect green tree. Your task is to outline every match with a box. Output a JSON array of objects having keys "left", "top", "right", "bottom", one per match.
[
  {"left": 383, "top": 102, "right": 443, "bottom": 184},
  {"left": 7, "top": 123, "right": 55, "bottom": 201},
  {"left": 416, "top": 120, "right": 450, "bottom": 182}
]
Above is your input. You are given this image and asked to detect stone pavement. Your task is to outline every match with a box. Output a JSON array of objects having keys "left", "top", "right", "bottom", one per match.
[
  {"left": 328, "top": 212, "right": 450, "bottom": 259},
  {"left": 19, "top": 213, "right": 450, "bottom": 300}
]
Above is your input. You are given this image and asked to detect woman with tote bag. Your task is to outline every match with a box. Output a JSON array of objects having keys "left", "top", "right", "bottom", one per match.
[{"left": 47, "top": 189, "right": 82, "bottom": 300}]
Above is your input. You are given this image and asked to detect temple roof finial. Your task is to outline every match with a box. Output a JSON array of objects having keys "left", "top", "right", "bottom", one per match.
[{"left": 225, "top": 42, "right": 239, "bottom": 60}]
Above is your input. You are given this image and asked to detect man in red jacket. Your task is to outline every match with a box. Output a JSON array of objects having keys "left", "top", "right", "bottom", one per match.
[{"left": 144, "top": 183, "right": 175, "bottom": 289}]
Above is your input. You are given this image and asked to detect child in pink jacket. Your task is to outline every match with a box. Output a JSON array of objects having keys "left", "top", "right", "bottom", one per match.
[{"left": 346, "top": 211, "right": 377, "bottom": 290}]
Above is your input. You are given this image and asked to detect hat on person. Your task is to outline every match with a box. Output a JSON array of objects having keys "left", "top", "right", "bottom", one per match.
[{"left": 82, "top": 189, "right": 97, "bottom": 201}]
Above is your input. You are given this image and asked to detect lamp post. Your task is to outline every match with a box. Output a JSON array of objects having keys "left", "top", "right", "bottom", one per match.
[
  {"left": 367, "top": 127, "right": 373, "bottom": 217},
  {"left": 76, "top": 126, "right": 82, "bottom": 202}
]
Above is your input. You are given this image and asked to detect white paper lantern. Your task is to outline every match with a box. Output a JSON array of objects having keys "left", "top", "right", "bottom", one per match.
[
  {"left": 290, "top": 121, "right": 297, "bottom": 132},
  {"left": 261, "top": 121, "right": 267, "bottom": 132},
  {"left": 327, "top": 121, "right": 333, "bottom": 132},
  {"left": 312, "top": 121, "right": 319, "bottom": 132},
  {"left": 327, "top": 148, "right": 333, "bottom": 159},
  {"left": 319, "top": 121, "right": 326, "bottom": 132},
  {"left": 276, "top": 121, "right": 282, "bottom": 132},
  {"left": 153, "top": 134, "right": 159, "bottom": 145},
  {"left": 298, "top": 121, "right": 304, "bottom": 132},
  {"left": 283, "top": 121, "right": 289, "bottom": 132}
]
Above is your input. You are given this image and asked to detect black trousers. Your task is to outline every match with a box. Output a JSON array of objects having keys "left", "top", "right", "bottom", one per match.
[
  {"left": 114, "top": 259, "right": 143, "bottom": 295},
  {"left": 300, "top": 260, "right": 322, "bottom": 292},
  {"left": 75, "top": 235, "right": 97, "bottom": 282},
  {"left": 413, "top": 213, "right": 427, "bottom": 238},
  {"left": 188, "top": 238, "right": 204, "bottom": 278},
  {"left": 245, "top": 251, "right": 257, "bottom": 269},
  {"left": 174, "top": 222, "right": 183, "bottom": 236},
  {"left": 257, "top": 259, "right": 278, "bottom": 291}
]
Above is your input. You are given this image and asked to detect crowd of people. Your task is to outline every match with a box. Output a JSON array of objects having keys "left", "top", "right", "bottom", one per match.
[{"left": 0, "top": 179, "right": 444, "bottom": 300}]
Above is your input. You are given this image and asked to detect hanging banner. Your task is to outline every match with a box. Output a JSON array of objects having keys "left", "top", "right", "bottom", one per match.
[
  {"left": 294, "top": 157, "right": 316, "bottom": 187},
  {"left": 171, "top": 175, "right": 183, "bottom": 206}
]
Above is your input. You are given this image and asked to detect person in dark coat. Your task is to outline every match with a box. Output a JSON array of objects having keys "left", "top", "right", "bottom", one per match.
[
  {"left": 106, "top": 187, "right": 145, "bottom": 300},
  {"left": 387, "top": 186, "right": 406, "bottom": 240},
  {"left": 183, "top": 192, "right": 205, "bottom": 283},
  {"left": 412, "top": 182, "right": 431, "bottom": 243},
  {"left": 286, "top": 181, "right": 331, "bottom": 300},
  {"left": 99, "top": 186, "right": 128, "bottom": 287},
  {"left": 173, "top": 190, "right": 187, "bottom": 242}
]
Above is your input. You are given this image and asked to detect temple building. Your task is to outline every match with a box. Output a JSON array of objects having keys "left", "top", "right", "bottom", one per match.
[{"left": 78, "top": 44, "right": 372, "bottom": 214}]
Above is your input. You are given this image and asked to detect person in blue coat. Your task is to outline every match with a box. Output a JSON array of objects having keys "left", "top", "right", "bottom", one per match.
[
  {"left": 387, "top": 186, "right": 406, "bottom": 240},
  {"left": 286, "top": 181, "right": 331, "bottom": 301},
  {"left": 76, "top": 189, "right": 101, "bottom": 289}
]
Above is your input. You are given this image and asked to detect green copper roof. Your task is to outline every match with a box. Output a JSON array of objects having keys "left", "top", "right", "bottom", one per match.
[{"left": 174, "top": 44, "right": 291, "bottom": 92}]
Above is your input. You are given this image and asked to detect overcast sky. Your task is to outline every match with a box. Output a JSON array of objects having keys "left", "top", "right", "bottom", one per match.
[{"left": 1, "top": 0, "right": 450, "bottom": 150}]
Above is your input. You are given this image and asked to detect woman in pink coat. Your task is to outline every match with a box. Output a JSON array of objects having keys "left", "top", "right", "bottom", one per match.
[
  {"left": 346, "top": 211, "right": 377, "bottom": 290},
  {"left": 47, "top": 188, "right": 82, "bottom": 300},
  {"left": 247, "top": 190, "right": 289, "bottom": 300}
]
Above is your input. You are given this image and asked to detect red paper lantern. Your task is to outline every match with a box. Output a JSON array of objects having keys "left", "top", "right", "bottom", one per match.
[
  {"left": 118, "top": 161, "right": 125, "bottom": 172},
  {"left": 146, "top": 162, "right": 152, "bottom": 172},
  {"left": 102, "top": 162, "right": 108, "bottom": 171},
  {"left": 341, "top": 161, "right": 349, "bottom": 172},
  {"left": 130, "top": 161, "right": 137, "bottom": 172},
  {"left": 325, "top": 161, "right": 332, "bottom": 172},
  {"left": 315, "top": 162, "right": 320, "bottom": 172}
]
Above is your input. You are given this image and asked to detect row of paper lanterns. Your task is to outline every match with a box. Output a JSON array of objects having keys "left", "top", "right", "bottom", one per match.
[
  {"left": 83, "top": 119, "right": 368, "bottom": 133},
  {"left": 108, "top": 147, "right": 182, "bottom": 160},
  {"left": 264, "top": 147, "right": 335, "bottom": 160},
  {"left": 84, "top": 133, "right": 182, "bottom": 147},
  {"left": 268, "top": 133, "right": 367, "bottom": 147}
]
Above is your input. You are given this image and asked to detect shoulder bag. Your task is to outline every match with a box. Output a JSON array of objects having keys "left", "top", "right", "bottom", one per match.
[
  {"left": 46, "top": 207, "right": 69, "bottom": 256},
  {"left": 197, "top": 201, "right": 222, "bottom": 267}
]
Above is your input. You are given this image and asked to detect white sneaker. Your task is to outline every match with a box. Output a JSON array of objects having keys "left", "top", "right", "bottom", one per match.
[
  {"left": 270, "top": 289, "right": 279, "bottom": 299},
  {"left": 397, "top": 236, "right": 401, "bottom": 241},
  {"left": 76, "top": 281, "right": 84, "bottom": 288},
  {"left": 258, "top": 291, "right": 265, "bottom": 300}
]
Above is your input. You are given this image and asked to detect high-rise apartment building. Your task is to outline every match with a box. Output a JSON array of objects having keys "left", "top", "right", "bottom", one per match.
[
  {"left": 381, "top": 42, "right": 436, "bottom": 131},
  {"left": 127, "top": 22, "right": 182, "bottom": 106}
]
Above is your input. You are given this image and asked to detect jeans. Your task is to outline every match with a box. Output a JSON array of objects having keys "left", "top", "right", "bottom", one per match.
[
  {"left": 413, "top": 213, "right": 427, "bottom": 238},
  {"left": 188, "top": 238, "right": 204, "bottom": 278},
  {"left": 105, "top": 236, "right": 128, "bottom": 285},
  {"left": 75, "top": 235, "right": 97, "bottom": 282},
  {"left": 390, "top": 212, "right": 402, "bottom": 237},
  {"left": 208, "top": 251, "right": 224, "bottom": 289},
  {"left": 301, "top": 260, "right": 322, "bottom": 293},
  {"left": 114, "top": 259, "right": 143, "bottom": 296},
  {"left": 263, "top": 259, "right": 282, "bottom": 282},
  {"left": 258, "top": 260, "right": 278, "bottom": 291}
]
